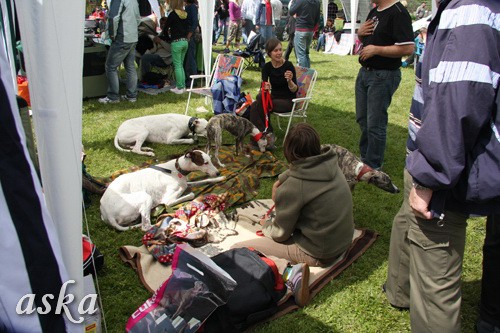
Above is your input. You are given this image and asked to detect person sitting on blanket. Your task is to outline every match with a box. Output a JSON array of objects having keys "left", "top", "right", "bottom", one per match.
[
  {"left": 249, "top": 37, "right": 298, "bottom": 151},
  {"left": 232, "top": 123, "right": 355, "bottom": 307}
]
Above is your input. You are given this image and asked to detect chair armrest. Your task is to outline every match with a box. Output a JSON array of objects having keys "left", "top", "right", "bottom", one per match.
[
  {"left": 189, "top": 74, "right": 210, "bottom": 80},
  {"left": 292, "top": 96, "right": 312, "bottom": 103}
]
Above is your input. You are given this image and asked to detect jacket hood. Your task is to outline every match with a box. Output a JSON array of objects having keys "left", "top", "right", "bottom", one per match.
[
  {"left": 175, "top": 9, "right": 187, "bottom": 19},
  {"left": 288, "top": 146, "right": 339, "bottom": 181}
]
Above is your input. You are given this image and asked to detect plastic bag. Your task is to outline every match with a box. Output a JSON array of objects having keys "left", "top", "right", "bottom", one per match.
[{"left": 126, "top": 244, "right": 237, "bottom": 333}]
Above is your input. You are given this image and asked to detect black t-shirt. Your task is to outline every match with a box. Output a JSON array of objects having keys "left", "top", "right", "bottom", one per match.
[
  {"left": 262, "top": 60, "right": 297, "bottom": 100},
  {"left": 166, "top": 10, "right": 189, "bottom": 40},
  {"left": 359, "top": 2, "right": 413, "bottom": 70}
]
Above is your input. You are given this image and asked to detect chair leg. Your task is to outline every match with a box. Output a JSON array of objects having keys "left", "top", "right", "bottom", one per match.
[
  {"left": 276, "top": 115, "right": 283, "bottom": 130},
  {"left": 282, "top": 114, "right": 294, "bottom": 146},
  {"left": 185, "top": 90, "right": 192, "bottom": 115}
]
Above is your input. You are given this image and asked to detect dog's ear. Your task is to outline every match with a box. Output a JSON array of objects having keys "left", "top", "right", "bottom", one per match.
[{"left": 186, "top": 150, "right": 205, "bottom": 166}]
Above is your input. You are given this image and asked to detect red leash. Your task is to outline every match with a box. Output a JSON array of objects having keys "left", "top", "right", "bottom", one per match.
[{"left": 260, "top": 82, "right": 273, "bottom": 133}]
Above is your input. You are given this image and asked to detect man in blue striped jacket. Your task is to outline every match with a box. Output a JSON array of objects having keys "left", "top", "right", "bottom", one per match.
[{"left": 387, "top": 0, "right": 500, "bottom": 332}]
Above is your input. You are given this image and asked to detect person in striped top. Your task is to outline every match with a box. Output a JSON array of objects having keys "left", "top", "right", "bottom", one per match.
[{"left": 386, "top": 1, "right": 500, "bottom": 332}]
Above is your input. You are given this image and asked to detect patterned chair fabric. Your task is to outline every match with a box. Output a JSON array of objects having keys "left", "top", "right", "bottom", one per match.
[
  {"left": 275, "top": 66, "right": 318, "bottom": 142},
  {"left": 185, "top": 54, "right": 244, "bottom": 115}
]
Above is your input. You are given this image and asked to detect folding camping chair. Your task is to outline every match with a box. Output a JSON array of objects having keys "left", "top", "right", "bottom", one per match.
[
  {"left": 233, "top": 31, "right": 264, "bottom": 71},
  {"left": 184, "top": 53, "right": 245, "bottom": 115},
  {"left": 274, "top": 66, "right": 318, "bottom": 143}
]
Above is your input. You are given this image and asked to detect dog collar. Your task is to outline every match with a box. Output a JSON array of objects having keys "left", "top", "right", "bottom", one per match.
[
  {"left": 175, "top": 158, "right": 191, "bottom": 177},
  {"left": 188, "top": 117, "right": 198, "bottom": 135},
  {"left": 356, "top": 164, "right": 373, "bottom": 181},
  {"left": 252, "top": 132, "right": 263, "bottom": 142}
]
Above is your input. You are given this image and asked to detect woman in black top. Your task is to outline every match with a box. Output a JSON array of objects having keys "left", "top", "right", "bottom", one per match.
[{"left": 249, "top": 38, "right": 298, "bottom": 150}]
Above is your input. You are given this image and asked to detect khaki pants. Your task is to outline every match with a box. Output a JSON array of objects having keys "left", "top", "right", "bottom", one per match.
[{"left": 386, "top": 169, "right": 468, "bottom": 333}]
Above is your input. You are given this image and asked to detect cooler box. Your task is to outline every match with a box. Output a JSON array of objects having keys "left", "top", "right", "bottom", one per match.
[{"left": 83, "top": 43, "right": 108, "bottom": 98}]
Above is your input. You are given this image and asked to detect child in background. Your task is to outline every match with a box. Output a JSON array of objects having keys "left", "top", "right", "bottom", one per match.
[{"left": 316, "top": 18, "right": 335, "bottom": 52}]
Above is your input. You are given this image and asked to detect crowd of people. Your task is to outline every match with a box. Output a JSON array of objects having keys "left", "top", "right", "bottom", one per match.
[{"left": 91, "top": 1, "right": 499, "bottom": 331}]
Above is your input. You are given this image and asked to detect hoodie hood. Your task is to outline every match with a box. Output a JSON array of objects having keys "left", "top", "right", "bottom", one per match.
[
  {"left": 288, "top": 146, "right": 339, "bottom": 182},
  {"left": 175, "top": 9, "right": 187, "bottom": 19}
]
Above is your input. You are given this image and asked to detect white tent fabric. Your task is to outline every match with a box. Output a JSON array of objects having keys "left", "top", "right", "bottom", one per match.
[
  {"left": 198, "top": 0, "right": 215, "bottom": 80},
  {"left": 15, "top": 0, "right": 84, "bottom": 312}
]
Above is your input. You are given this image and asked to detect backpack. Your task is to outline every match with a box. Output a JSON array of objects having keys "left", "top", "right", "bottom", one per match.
[{"left": 203, "top": 247, "right": 286, "bottom": 332}]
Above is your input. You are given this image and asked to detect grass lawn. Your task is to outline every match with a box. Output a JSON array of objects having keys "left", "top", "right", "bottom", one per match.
[{"left": 82, "top": 47, "right": 484, "bottom": 332}]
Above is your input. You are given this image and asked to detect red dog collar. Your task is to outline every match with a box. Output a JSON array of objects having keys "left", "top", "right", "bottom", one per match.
[
  {"left": 356, "top": 164, "right": 373, "bottom": 181},
  {"left": 252, "top": 132, "right": 263, "bottom": 141}
]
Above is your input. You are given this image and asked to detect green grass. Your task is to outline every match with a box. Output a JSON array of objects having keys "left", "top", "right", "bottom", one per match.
[{"left": 82, "top": 48, "right": 484, "bottom": 333}]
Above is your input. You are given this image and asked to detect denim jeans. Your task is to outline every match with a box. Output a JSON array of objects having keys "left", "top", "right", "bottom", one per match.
[
  {"left": 215, "top": 17, "right": 228, "bottom": 44},
  {"left": 171, "top": 40, "right": 188, "bottom": 89},
  {"left": 355, "top": 67, "right": 401, "bottom": 169},
  {"left": 184, "top": 38, "right": 197, "bottom": 86},
  {"left": 105, "top": 41, "right": 138, "bottom": 100},
  {"left": 259, "top": 25, "right": 274, "bottom": 47},
  {"left": 316, "top": 33, "right": 326, "bottom": 51},
  {"left": 140, "top": 53, "right": 168, "bottom": 80},
  {"left": 294, "top": 30, "right": 313, "bottom": 68}
]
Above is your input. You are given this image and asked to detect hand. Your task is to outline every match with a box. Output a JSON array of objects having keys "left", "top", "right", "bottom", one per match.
[
  {"left": 284, "top": 70, "right": 293, "bottom": 82},
  {"left": 359, "top": 44, "right": 379, "bottom": 61},
  {"left": 271, "top": 180, "right": 281, "bottom": 202},
  {"left": 409, "top": 187, "right": 434, "bottom": 220},
  {"left": 358, "top": 19, "right": 375, "bottom": 37},
  {"left": 263, "top": 81, "right": 271, "bottom": 91}
]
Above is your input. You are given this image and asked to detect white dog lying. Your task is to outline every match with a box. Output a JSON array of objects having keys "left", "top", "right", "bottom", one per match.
[
  {"left": 100, "top": 150, "right": 224, "bottom": 231},
  {"left": 114, "top": 114, "right": 208, "bottom": 156}
]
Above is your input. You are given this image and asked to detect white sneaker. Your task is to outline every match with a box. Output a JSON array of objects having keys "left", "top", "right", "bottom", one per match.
[
  {"left": 98, "top": 96, "right": 120, "bottom": 104},
  {"left": 171, "top": 87, "right": 185, "bottom": 95},
  {"left": 121, "top": 95, "right": 137, "bottom": 103}
]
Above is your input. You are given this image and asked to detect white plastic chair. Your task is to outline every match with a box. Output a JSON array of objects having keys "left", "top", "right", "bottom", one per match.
[
  {"left": 275, "top": 66, "right": 318, "bottom": 142},
  {"left": 184, "top": 53, "right": 244, "bottom": 115}
]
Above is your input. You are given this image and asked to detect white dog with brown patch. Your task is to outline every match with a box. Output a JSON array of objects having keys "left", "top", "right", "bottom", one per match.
[
  {"left": 100, "top": 150, "right": 224, "bottom": 231},
  {"left": 114, "top": 114, "right": 208, "bottom": 156}
]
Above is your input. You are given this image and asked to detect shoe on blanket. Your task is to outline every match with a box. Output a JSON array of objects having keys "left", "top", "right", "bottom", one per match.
[{"left": 284, "top": 263, "right": 310, "bottom": 307}]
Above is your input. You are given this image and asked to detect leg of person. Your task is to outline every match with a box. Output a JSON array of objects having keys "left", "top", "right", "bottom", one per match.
[
  {"left": 316, "top": 34, "right": 325, "bottom": 51},
  {"left": 269, "top": 98, "right": 294, "bottom": 133},
  {"left": 363, "top": 69, "right": 401, "bottom": 169},
  {"left": 140, "top": 53, "right": 166, "bottom": 80},
  {"left": 261, "top": 25, "right": 273, "bottom": 46},
  {"left": 184, "top": 38, "right": 197, "bottom": 86},
  {"left": 284, "top": 32, "right": 295, "bottom": 61},
  {"left": 303, "top": 31, "right": 313, "bottom": 68},
  {"left": 171, "top": 40, "right": 188, "bottom": 91},
  {"left": 384, "top": 168, "right": 413, "bottom": 309},
  {"left": 294, "top": 31, "right": 307, "bottom": 68},
  {"left": 230, "top": 237, "right": 315, "bottom": 307},
  {"left": 222, "top": 19, "right": 229, "bottom": 44},
  {"left": 231, "top": 236, "right": 322, "bottom": 267},
  {"left": 103, "top": 41, "right": 129, "bottom": 102},
  {"left": 477, "top": 214, "right": 500, "bottom": 332},
  {"left": 225, "top": 21, "right": 236, "bottom": 51},
  {"left": 123, "top": 42, "right": 138, "bottom": 100},
  {"left": 355, "top": 68, "right": 368, "bottom": 161},
  {"left": 409, "top": 209, "right": 468, "bottom": 333},
  {"left": 234, "top": 21, "right": 242, "bottom": 49}
]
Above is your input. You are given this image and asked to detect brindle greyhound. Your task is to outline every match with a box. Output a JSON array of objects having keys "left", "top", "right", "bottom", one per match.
[
  {"left": 205, "top": 114, "right": 267, "bottom": 167},
  {"left": 322, "top": 144, "right": 400, "bottom": 194}
]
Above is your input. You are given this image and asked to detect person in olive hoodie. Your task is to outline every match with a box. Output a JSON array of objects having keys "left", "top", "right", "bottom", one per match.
[
  {"left": 235, "top": 123, "right": 355, "bottom": 267},
  {"left": 164, "top": 0, "right": 189, "bottom": 94}
]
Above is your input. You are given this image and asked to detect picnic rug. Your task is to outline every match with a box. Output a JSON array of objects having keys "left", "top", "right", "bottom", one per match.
[{"left": 119, "top": 199, "right": 378, "bottom": 325}]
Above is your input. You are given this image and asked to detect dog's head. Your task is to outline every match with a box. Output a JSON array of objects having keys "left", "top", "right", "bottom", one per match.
[
  {"left": 184, "top": 150, "right": 220, "bottom": 177},
  {"left": 364, "top": 170, "right": 400, "bottom": 194},
  {"left": 252, "top": 132, "right": 267, "bottom": 152},
  {"left": 190, "top": 118, "right": 208, "bottom": 137}
]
